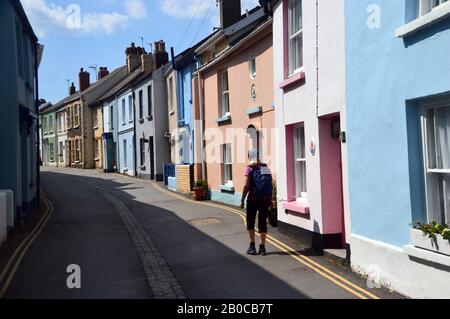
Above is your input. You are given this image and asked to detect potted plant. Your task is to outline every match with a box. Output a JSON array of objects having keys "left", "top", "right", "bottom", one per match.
[
  {"left": 411, "top": 221, "right": 450, "bottom": 256},
  {"left": 193, "top": 180, "right": 208, "bottom": 201}
]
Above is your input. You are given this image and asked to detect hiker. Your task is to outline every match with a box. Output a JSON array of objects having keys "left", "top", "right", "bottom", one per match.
[{"left": 240, "top": 149, "right": 273, "bottom": 256}]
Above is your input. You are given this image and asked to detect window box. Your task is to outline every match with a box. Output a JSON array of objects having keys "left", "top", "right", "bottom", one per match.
[
  {"left": 217, "top": 114, "right": 232, "bottom": 124},
  {"left": 279, "top": 71, "right": 305, "bottom": 90},
  {"left": 246, "top": 106, "right": 262, "bottom": 116},
  {"left": 396, "top": 1, "right": 450, "bottom": 38},
  {"left": 410, "top": 228, "right": 450, "bottom": 256}
]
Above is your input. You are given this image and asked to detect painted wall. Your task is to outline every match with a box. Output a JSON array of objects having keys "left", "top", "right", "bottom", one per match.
[
  {"left": 102, "top": 99, "right": 118, "bottom": 170},
  {"left": 117, "top": 89, "right": 135, "bottom": 175},
  {"left": 177, "top": 64, "right": 195, "bottom": 164},
  {"left": 93, "top": 105, "right": 103, "bottom": 169},
  {"left": 345, "top": 0, "right": 450, "bottom": 247},
  {"left": 273, "top": 0, "right": 348, "bottom": 238},
  {"left": 135, "top": 67, "right": 169, "bottom": 180},
  {"left": 56, "top": 108, "right": 68, "bottom": 167},
  {"left": 202, "top": 29, "right": 275, "bottom": 206},
  {"left": 166, "top": 69, "right": 179, "bottom": 164}
]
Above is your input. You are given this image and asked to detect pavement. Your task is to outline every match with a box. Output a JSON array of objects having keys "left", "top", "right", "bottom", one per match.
[{"left": 0, "top": 167, "right": 405, "bottom": 299}]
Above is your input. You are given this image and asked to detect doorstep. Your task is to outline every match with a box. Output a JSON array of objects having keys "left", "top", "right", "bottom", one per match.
[{"left": 324, "top": 248, "right": 350, "bottom": 267}]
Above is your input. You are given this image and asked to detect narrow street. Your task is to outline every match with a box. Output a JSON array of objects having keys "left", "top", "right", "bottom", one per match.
[{"left": 2, "top": 168, "right": 402, "bottom": 299}]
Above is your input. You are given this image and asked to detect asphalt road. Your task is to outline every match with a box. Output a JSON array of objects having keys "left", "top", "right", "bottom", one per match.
[{"left": 3, "top": 167, "right": 403, "bottom": 299}]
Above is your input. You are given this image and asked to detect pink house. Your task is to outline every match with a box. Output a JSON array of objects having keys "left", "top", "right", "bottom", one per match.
[
  {"left": 193, "top": 1, "right": 276, "bottom": 206},
  {"left": 273, "top": 0, "right": 350, "bottom": 253}
]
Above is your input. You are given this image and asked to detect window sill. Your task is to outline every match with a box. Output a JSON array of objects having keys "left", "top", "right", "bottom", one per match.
[
  {"left": 216, "top": 114, "right": 232, "bottom": 124},
  {"left": 147, "top": 116, "right": 153, "bottom": 121},
  {"left": 93, "top": 126, "right": 99, "bottom": 130},
  {"left": 282, "top": 201, "right": 310, "bottom": 216},
  {"left": 403, "top": 245, "right": 450, "bottom": 267},
  {"left": 94, "top": 157, "right": 100, "bottom": 161},
  {"left": 396, "top": 2, "right": 450, "bottom": 38},
  {"left": 246, "top": 106, "right": 262, "bottom": 116},
  {"left": 219, "top": 184, "right": 235, "bottom": 192},
  {"left": 279, "top": 72, "right": 306, "bottom": 90}
]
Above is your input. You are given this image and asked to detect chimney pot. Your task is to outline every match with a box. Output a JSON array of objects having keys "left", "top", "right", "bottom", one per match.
[
  {"left": 98, "top": 66, "right": 110, "bottom": 79},
  {"left": 69, "top": 82, "right": 76, "bottom": 95},
  {"left": 220, "top": 0, "right": 242, "bottom": 29},
  {"left": 79, "top": 68, "right": 90, "bottom": 92}
]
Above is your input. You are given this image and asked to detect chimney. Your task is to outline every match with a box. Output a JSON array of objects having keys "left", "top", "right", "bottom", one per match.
[
  {"left": 126, "top": 42, "right": 146, "bottom": 74},
  {"left": 141, "top": 53, "right": 154, "bottom": 73},
  {"left": 69, "top": 82, "right": 76, "bottom": 95},
  {"left": 220, "top": 0, "right": 241, "bottom": 29},
  {"left": 79, "top": 68, "right": 90, "bottom": 92},
  {"left": 153, "top": 40, "right": 169, "bottom": 70},
  {"left": 98, "top": 67, "right": 110, "bottom": 80}
]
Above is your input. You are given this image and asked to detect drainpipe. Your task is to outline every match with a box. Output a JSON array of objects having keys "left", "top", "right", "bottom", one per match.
[
  {"left": 34, "top": 43, "right": 40, "bottom": 206},
  {"left": 197, "top": 71, "right": 206, "bottom": 180},
  {"left": 132, "top": 90, "right": 138, "bottom": 177},
  {"left": 315, "top": 0, "right": 319, "bottom": 118}
]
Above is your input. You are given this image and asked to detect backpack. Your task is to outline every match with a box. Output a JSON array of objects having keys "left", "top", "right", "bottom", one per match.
[{"left": 250, "top": 164, "right": 273, "bottom": 200}]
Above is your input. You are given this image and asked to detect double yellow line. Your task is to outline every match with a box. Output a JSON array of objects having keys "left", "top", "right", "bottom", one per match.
[
  {"left": 151, "top": 182, "right": 380, "bottom": 300},
  {"left": 0, "top": 189, "right": 54, "bottom": 298}
]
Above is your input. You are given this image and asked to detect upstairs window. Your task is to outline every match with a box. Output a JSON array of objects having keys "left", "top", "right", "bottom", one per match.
[
  {"left": 288, "top": 0, "right": 303, "bottom": 75},
  {"left": 419, "top": 0, "right": 449, "bottom": 16},
  {"left": 128, "top": 95, "right": 133, "bottom": 123},
  {"left": 122, "top": 99, "right": 126, "bottom": 125},
  {"left": 168, "top": 77, "right": 174, "bottom": 114},
  {"left": 249, "top": 55, "right": 256, "bottom": 79},
  {"left": 148, "top": 85, "right": 153, "bottom": 118},
  {"left": 49, "top": 116, "right": 53, "bottom": 133},
  {"left": 219, "top": 70, "right": 230, "bottom": 116},
  {"left": 15, "top": 20, "right": 24, "bottom": 79},
  {"left": 139, "top": 90, "right": 144, "bottom": 120}
]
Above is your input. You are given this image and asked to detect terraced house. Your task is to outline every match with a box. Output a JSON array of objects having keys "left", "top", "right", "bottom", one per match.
[
  {"left": 193, "top": 0, "right": 276, "bottom": 206},
  {"left": 39, "top": 102, "right": 57, "bottom": 167}
]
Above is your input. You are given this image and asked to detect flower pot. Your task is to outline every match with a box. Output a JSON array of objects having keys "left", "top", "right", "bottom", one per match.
[
  {"left": 193, "top": 187, "right": 204, "bottom": 201},
  {"left": 410, "top": 228, "right": 450, "bottom": 256}
]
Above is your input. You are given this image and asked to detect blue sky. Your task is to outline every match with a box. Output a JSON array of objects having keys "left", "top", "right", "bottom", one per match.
[{"left": 22, "top": 0, "right": 260, "bottom": 104}]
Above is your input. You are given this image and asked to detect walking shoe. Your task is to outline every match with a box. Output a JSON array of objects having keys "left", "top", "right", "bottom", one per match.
[
  {"left": 258, "top": 245, "right": 267, "bottom": 256},
  {"left": 247, "top": 243, "right": 257, "bottom": 255}
]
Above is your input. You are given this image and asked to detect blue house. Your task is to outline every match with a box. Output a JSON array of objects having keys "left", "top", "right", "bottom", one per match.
[
  {"left": 0, "top": 0, "right": 42, "bottom": 224},
  {"left": 345, "top": 0, "right": 450, "bottom": 298}
]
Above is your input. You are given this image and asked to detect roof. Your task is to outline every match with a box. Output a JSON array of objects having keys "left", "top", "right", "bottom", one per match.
[
  {"left": 10, "top": 0, "right": 38, "bottom": 43},
  {"left": 94, "top": 67, "right": 147, "bottom": 105},
  {"left": 52, "top": 65, "right": 128, "bottom": 109},
  {"left": 38, "top": 102, "right": 53, "bottom": 114}
]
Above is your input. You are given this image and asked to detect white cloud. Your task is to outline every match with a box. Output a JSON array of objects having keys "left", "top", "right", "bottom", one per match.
[
  {"left": 125, "top": 0, "right": 148, "bottom": 20},
  {"left": 21, "top": 0, "right": 148, "bottom": 37}
]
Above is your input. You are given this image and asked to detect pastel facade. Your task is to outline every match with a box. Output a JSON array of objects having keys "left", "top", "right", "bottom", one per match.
[
  {"left": 56, "top": 106, "right": 68, "bottom": 167},
  {"left": 345, "top": 0, "right": 450, "bottom": 298},
  {"left": 195, "top": 3, "right": 276, "bottom": 206},
  {"left": 273, "top": 0, "right": 349, "bottom": 250},
  {"left": 93, "top": 105, "right": 103, "bottom": 170},
  {"left": 117, "top": 89, "right": 136, "bottom": 176},
  {"left": 165, "top": 67, "right": 179, "bottom": 165},
  {"left": 135, "top": 66, "right": 169, "bottom": 181},
  {"left": 0, "top": 0, "right": 41, "bottom": 218},
  {"left": 40, "top": 104, "right": 57, "bottom": 167}
]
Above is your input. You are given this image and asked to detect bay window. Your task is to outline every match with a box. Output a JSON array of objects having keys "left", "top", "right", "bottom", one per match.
[
  {"left": 288, "top": 0, "right": 303, "bottom": 75},
  {"left": 422, "top": 103, "right": 450, "bottom": 224}
]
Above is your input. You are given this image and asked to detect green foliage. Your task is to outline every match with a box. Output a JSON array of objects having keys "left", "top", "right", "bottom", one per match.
[
  {"left": 415, "top": 221, "right": 450, "bottom": 240},
  {"left": 271, "top": 181, "right": 277, "bottom": 211},
  {"left": 195, "top": 180, "right": 208, "bottom": 190}
]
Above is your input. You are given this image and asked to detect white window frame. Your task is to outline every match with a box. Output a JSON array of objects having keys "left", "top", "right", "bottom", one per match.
[
  {"left": 168, "top": 76, "right": 174, "bottom": 114},
  {"left": 288, "top": 0, "right": 303, "bottom": 76},
  {"left": 222, "top": 143, "right": 233, "bottom": 185},
  {"left": 419, "top": 0, "right": 449, "bottom": 16},
  {"left": 128, "top": 95, "right": 133, "bottom": 123},
  {"left": 220, "top": 70, "right": 230, "bottom": 116},
  {"left": 420, "top": 100, "right": 450, "bottom": 225},
  {"left": 122, "top": 99, "right": 126, "bottom": 125},
  {"left": 123, "top": 139, "right": 128, "bottom": 169},
  {"left": 294, "top": 124, "right": 307, "bottom": 200}
]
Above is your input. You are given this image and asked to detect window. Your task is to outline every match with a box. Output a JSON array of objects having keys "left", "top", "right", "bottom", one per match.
[
  {"left": 288, "top": 0, "right": 303, "bottom": 75},
  {"left": 74, "top": 105, "right": 80, "bottom": 127},
  {"left": 294, "top": 124, "right": 307, "bottom": 199},
  {"left": 421, "top": 103, "right": 450, "bottom": 224},
  {"left": 93, "top": 110, "right": 98, "bottom": 129},
  {"left": 139, "top": 90, "right": 144, "bottom": 119},
  {"left": 49, "top": 143, "right": 54, "bottom": 162},
  {"left": 110, "top": 105, "right": 114, "bottom": 129},
  {"left": 128, "top": 95, "right": 133, "bottom": 122},
  {"left": 75, "top": 139, "right": 81, "bottom": 162},
  {"left": 168, "top": 77, "right": 174, "bottom": 114},
  {"left": 140, "top": 138, "right": 145, "bottom": 166},
  {"left": 419, "top": 0, "right": 449, "bottom": 16},
  {"left": 123, "top": 139, "right": 128, "bottom": 167},
  {"left": 220, "top": 70, "right": 230, "bottom": 116},
  {"left": 122, "top": 99, "right": 126, "bottom": 124},
  {"left": 222, "top": 144, "right": 233, "bottom": 184},
  {"left": 43, "top": 117, "right": 47, "bottom": 134},
  {"left": 15, "top": 20, "right": 23, "bottom": 79},
  {"left": 147, "top": 85, "right": 153, "bottom": 118},
  {"left": 59, "top": 141, "right": 64, "bottom": 161},
  {"left": 249, "top": 55, "right": 256, "bottom": 79},
  {"left": 22, "top": 31, "right": 30, "bottom": 83},
  {"left": 49, "top": 116, "right": 53, "bottom": 133},
  {"left": 67, "top": 107, "right": 72, "bottom": 129}
]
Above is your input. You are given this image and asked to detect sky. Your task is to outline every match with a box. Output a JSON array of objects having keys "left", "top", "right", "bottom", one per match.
[{"left": 22, "top": 0, "right": 261, "bottom": 104}]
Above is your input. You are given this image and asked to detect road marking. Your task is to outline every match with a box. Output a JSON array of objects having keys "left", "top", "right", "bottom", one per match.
[
  {"left": 0, "top": 189, "right": 54, "bottom": 298},
  {"left": 150, "top": 181, "right": 380, "bottom": 300}
]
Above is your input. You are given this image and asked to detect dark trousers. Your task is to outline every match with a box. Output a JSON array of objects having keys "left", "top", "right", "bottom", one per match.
[{"left": 246, "top": 200, "right": 270, "bottom": 233}]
